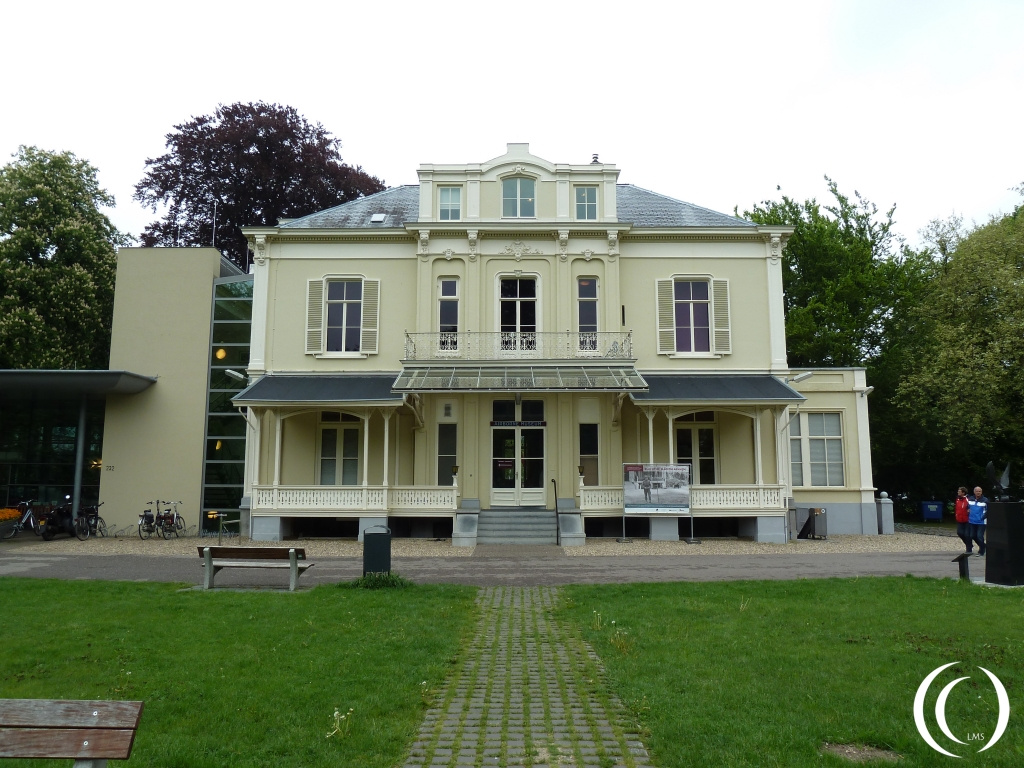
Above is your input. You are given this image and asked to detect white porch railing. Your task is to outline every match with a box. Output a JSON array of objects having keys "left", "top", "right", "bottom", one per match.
[
  {"left": 253, "top": 485, "right": 457, "bottom": 513},
  {"left": 404, "top": 331, "right": 633, "bottom": 361},
  {"left": 579, "top": 484, "right": 786, "bottom": 512}
]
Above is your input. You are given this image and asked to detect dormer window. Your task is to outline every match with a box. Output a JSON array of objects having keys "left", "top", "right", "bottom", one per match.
[
  {"left": 502, "top": 177, "right": 535, "bottom": 218},
  {"left": 575, "top": 186, "right": 597, "bottom": 220},
  {"left": 439, "top": 187, "right": 461, "bottom": 221}
]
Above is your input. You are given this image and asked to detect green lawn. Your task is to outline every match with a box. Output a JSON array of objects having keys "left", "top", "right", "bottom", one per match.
[
  {"left": 0, "top": 578, "right": 477, "bottom": 768},
  {"left": 562, "top": 577, "right": 1024, "bottom": 767}
]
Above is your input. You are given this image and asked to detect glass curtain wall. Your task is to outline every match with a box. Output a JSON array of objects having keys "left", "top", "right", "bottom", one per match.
[{"left": 202, "top": 276, "right": 253, "bottom": 532}]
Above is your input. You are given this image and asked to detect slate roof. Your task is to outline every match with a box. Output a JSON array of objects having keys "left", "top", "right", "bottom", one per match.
[{"left": 276, "top": 184, "right": 755, "bottom": 230}]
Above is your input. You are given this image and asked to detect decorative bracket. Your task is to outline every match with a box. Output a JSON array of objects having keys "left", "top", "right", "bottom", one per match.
[
  {"left": 250, "top": 235, "right": 268, "bottom": 266},
  {"left": 582, "top": 248, "right": 594, "bottom": 262},
  {"left": 418, "top": 230, "right": 430, "bottom": 261},
  {"left": 443, "top": 248, "right": 454, "bottom": 261},
  {"left": 467, "top": 230, "right": 478, "bottom": 262},
  {"left": 557, "top": 230, "right": 569, "bottom": 262},
  {"left": 607, "top": 230, "right": 619, "bottom": 257}
]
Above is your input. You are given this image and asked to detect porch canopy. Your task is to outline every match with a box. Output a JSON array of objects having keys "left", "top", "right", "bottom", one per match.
[
  {"left": 629, "top": 374, "right": 804, "bottom": 405},
  {"left": 232, "top": 373, "right": 403, "bottom": 407},
  {"left": 393, "top": 365, "right": 647, "bottom": 392}
]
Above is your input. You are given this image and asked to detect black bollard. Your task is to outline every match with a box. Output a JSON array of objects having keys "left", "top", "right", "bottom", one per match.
[{"left": 952, "top": 552, "right": 972, "bottom": 581}]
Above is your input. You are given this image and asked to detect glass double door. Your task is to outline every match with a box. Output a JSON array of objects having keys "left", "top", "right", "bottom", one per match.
[{"left": 491, "top": 399, "right": 545, "bottom": 507}]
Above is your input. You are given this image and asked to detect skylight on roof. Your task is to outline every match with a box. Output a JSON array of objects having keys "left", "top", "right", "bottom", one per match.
[{"left": 370, "top": 213, "right": 386, "bottom": 223}]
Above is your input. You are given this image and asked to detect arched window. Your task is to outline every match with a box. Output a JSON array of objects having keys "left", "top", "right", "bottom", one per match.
[{"left": 502, "top": 177, "right": 535, "bottom": 218}]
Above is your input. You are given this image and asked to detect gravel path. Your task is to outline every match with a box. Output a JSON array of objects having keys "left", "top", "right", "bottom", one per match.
[{"left": 4, "top": 530, "right": 966, "bottom": 558}]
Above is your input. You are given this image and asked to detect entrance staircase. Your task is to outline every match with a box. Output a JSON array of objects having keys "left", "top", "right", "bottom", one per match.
[{"left": 476, "top": 507, "right": 558, "bottom": 545}]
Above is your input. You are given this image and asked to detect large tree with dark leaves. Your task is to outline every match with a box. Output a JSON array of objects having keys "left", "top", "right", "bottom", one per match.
[
  {"left": 134, "top": 102, "right": 385, "bottom": 267},
  {"left": 0, "top": 146, "right": 128, "bottom": 369}
]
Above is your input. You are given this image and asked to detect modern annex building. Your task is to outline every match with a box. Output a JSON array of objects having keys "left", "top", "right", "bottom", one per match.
[{"left": 226, "top": 144, "right": 877, "bottom": 544}]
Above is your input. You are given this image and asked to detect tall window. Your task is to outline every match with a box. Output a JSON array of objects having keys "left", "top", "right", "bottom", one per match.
[
  {"left": 502, "top": 177, "right": 535, "bottom": 218},
  {"left": 439, "top": 187, "right": 461, "bottom": 220},
  {"left": 500, "top": 277, "right": 537, "bottom": 350},
  {"left": 326, "top": 280, "right": 362, "bottom": 352},
  {"left": 575, "top": 186, "right": 597, "bottom": 220},
  {"left": 439, "top": 279, "right": 459, "bottom": 352},
  {"left": 319, "top": 414, "right": 360, "bottom": 485},
  {"left": 437, "top": 424, "right": 457, "bottom": 486},
  {"left": 790, "top": 412, "right": 845, "bottom": 486},
  {"left": 578, "top": 277, "right": 598, "bottom": 351},
  {"left": 579, "top": 423, "right": 598, "bottom": 486},
  {"left": 673, "top": 280, "right": 711, "bottom": 353},
  {"left": 676, "top": 412, "right": 717, "bottom": 484}
]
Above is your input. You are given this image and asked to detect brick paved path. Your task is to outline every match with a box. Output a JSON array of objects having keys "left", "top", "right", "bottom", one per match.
[{"left": 402, "top": 586, "right": 652, "bottom": 768}]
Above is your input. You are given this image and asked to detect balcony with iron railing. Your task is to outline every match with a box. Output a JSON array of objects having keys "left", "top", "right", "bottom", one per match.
[{"left": 404, "top": 331, "right": 633, "bottom": 361}]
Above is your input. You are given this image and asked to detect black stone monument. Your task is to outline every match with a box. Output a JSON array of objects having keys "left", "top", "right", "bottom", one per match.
[{"left": 985, "top": 501, "right": 1024, "bottom": 586}]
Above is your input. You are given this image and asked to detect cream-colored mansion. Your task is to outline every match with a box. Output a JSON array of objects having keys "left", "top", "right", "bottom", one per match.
[{"left": 223, "top": 144, "right": 876, "bottom": 544}]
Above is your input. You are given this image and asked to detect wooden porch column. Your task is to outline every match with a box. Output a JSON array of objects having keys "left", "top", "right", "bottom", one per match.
[
  {"left": 273, "top": 411, "right": 282, "bottom": 486},
  {"left": 753, "top": 407, "right": 764, "bottom": 485},
  {"left": 382, "top": 409, "right": 393, "bottom": 487},
  {"left": 667, "top": 408, "right": 675, "bottom": 464},
  {"left": 394, "top": 413, "right": 401, "bottom": 486},
  {"left": 362, "top": 412, "right": 370, "bottom": 487},
  {"left": 646, "top": 409, "right": 655, "bottom": 463}
]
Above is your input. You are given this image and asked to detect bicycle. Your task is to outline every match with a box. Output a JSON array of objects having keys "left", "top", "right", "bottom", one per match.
[
  {"left": 81, "top": 502, "right": 107, "bottom": 537},
  {"left": 1, "top": 500, "right": 43, "bottom": 539},
  {"left": 138, "top": 503, "right": 158, "bottom": 540},
  {"left": 161, "top": 500, "right": 185, "bottom": 538}
]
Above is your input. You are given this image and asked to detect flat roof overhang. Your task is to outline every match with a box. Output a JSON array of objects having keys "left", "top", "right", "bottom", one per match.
[
  {"left": 629, "top": 374, "right": 804, "bottom": 405},
  {"left": 393, "top": 365, "right": 647, "bottom": 392},
  {"left": 0, "top": 370, "right": 157, "bottom": 396},
  {"left": 232, "top": 374, "right": 403, "bottom": 407}
]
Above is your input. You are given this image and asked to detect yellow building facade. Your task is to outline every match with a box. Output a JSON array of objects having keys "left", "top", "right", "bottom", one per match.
[{"left": 234, "top": 144, "right": 877, "bottom": 544}]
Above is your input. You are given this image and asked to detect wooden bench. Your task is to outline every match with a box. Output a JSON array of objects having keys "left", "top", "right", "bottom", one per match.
[
  {"left": 198, "top": 546, "right": 313, "bottom": 591},
  {"left": 0, "top": 698, "right": 143, "bottom": 767}
]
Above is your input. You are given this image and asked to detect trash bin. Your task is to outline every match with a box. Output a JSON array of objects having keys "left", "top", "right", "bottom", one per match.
[
  {"left": 920, "top": 501, "right": 942, "bottom": 522},
  {"left": 362, "top": 525, "right": 391, "bottom": 576}
]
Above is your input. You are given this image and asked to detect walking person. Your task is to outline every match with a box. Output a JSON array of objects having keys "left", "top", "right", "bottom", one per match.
[
  {"left": 954, "top": 486, "right": 972, "bottom": 553},
  {"left": 968, "top": 485, "right": 989, "bottom": 556},
  {"left": 642, "top": 474, "right": 652, "bottom": 503}
]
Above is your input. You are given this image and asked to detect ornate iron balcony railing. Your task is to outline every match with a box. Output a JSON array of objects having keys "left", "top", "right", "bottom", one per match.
[{"left": 404, "top": 331, "right": 633, "bottom": 361}]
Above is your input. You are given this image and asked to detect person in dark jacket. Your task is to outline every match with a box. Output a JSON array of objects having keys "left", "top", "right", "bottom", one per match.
[
  {"left": 967, "top": 486, "right": 989, "bottom": 556},
  {"left": 954, "top": 486, "right": 972, "bottom": 553}
]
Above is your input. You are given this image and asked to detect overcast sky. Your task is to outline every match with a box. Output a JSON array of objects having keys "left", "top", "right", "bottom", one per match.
[{"left": 2, "top": 0, "right": 1021, "bottom": 249}]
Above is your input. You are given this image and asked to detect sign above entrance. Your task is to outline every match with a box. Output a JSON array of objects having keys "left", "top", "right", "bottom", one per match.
[
  {"left": 623, "top": 463, "right": 691, "bottom": 514},
  {"left": 490, "top": 421, "right": 546, "bottom": 427}
]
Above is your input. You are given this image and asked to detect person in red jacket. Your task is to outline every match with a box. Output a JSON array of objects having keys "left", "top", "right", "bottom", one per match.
[{"left": 954, "top": 486, "right": 972, "bottom": 553}]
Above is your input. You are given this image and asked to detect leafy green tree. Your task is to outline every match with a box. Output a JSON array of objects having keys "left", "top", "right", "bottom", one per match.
[
  {"left": 741, "top": 178, "right": 917, "bottom": 367},
  {"left": 134, "top": 102, "right": 385, "bottom": 268},
  {"left": 0, "top": 146, "right": 128, "bottom": 369},
  {"left": 896, "top": 204, "right": 1024, "bottom": 488}
]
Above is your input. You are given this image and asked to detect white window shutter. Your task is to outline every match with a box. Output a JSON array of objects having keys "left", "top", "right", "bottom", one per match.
[
  {"left": 361, "top": 279, "right": 380, "bottom": 354},
  {"left": 306, "top": 279, "right": 324, "bottom": 354},
  {"left": 712, "top": 278, "right": 731, "bottom": 354},
  {"left": 656, "top": 279, "right": 674, "bottom": 354}
]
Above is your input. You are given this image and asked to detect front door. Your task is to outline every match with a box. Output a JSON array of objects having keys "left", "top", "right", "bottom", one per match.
[{"left": 490, "top": 398, "right": 546, "bottom": 506}]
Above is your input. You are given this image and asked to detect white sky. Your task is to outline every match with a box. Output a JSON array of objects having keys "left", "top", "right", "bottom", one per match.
[{"left": 2, "top": 0, "right": 1021, "bottom": 249}]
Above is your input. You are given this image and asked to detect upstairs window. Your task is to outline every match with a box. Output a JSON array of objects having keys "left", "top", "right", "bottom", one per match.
[
  {"left": 306, "top": 277, "right": 379, "bottom": 355},
  {"left": 656, "top": 277, "right": 731, "bottom": 356},
  {"left": 439, "top": 187, "right": 461, "bottom": 221},
  {"left": 438, "top": 278, "right": 459, "bottom": 352},
  {"left": 502, "top": 177, "right": 535, "bottom": 218},
  {"left": 577, "top": 277, "right": 598, "bottom": 351},
  {"left": 575, "top": 186, "right": 597, "bottom": 220},
  {"left": 672, "top": 280, "right": 711, "bottom": 353}
]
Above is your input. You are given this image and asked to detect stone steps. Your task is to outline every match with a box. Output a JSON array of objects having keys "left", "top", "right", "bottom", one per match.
[{"left": 476, "top": 508, "right": 557, "bottom": 545}]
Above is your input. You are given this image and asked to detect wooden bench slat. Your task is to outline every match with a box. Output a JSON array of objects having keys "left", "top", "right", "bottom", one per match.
[
  {"left": 208, "top": 560, "right": 314, "bottom": 569},
  {"left": 197, "top": 546, "right": 306, "bottom": 560},
  {"left": 0, "top": 700, "right": 143, "bottom": 729},
  {"left": 0, "top": 727, "right": 137, "bottom": 759}
]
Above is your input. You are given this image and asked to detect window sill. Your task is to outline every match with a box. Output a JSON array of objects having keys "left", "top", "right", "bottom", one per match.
[
  {"left": 666, "top": 352, "right": 722, "bottom": 359},
  {"left": 315, "top": 352, "right": 370, "bottom": 359}
]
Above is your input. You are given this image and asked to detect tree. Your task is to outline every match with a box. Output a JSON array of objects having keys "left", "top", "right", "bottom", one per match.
[
  {"left": 896, "top": 204, "right": 1024, "bottom": 489},
  {"left": 741, "top": 178, "right": 919, "bottom": 368},
  {"left": 0, "top": 146, "right": 128, "bottom": 369},
  {"left": 134, "top": 102, "right": 385, "bottom": 267}
]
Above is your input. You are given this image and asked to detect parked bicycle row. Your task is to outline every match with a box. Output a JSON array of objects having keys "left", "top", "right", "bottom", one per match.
[
  {"left": 0, "top": 498, "right": 106, "bottom": 541},
  {"left": 1, "top": 499, "right": 188, "bottom": 542}
]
